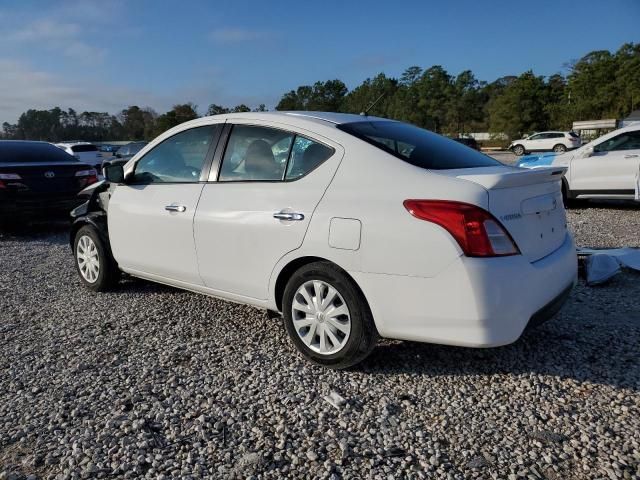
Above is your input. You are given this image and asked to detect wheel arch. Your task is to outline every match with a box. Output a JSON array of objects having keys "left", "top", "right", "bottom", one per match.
[
  {"left": 273, "top": 256, "right": 372, "bottom": 317},
  {"left": 70, "top": 212, "right": 110, "bottom": 252}
]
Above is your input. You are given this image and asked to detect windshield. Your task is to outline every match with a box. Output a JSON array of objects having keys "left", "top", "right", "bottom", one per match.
[
  {"left": 337, "top": 121, "right": 499, "bottom": 170},
  {"left": 0, "top": 142, "right": 77, "bottom": 163}
]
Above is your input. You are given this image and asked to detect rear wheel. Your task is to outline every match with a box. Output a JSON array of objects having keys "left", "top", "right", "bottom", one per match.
[
  {"left": 74, "top": 225, "right": 120, "bottom": 291},
  {"left": 553, "top": 144, "right": 567, "bottom": 153},
  {"left": 512, "top": 144, "right": 525, "bottom": 156},
  {"left": 282, "top": 261, "right": 378, "bottom": 369}
]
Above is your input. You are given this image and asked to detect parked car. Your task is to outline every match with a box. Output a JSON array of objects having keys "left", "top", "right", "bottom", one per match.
[
  {"left": 509, "top": 131, "right": 581, "bottom": 156},
  {"left": 114, "top": 141, "right": 148, "bottom": 161},
  {"left": 517, "top": 124, "right": 640, "bottom": 202},
  {"left": 0, "top": 141, "right": 97, "bottom": 221},
  {"left": 56, "top": 142, "right": 103, "bottom": 170},
  {"left": 99, "top": 144, "right": 120, "bottom": 154},
  {"left": 453, "top": 137, "right": 480, "bottom": 150},
  {"left": 70, "top": 112, "right": 577, "bottom": 368}
]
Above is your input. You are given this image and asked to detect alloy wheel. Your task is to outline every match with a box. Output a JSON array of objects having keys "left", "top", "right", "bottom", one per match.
[{"left": 76, "top": 235, "right": 100, "bottom": 283}]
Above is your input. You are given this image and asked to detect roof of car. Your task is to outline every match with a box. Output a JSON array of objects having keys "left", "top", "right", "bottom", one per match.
[{"left": 203, "top": 111, "right": 391, "bottom": 126}]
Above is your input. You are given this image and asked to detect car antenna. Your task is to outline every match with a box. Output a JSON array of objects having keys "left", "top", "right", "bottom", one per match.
[{"left": 360, "top": 92, "right": 386, "bottom": 116}]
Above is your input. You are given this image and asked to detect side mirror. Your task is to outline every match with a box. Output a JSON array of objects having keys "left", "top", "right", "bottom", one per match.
[
  {"left": 581, "top": 146, "right": 594, "bottom": 158},
  {"left": 104, "top": 163, "right": 125, "bottom": 183}
]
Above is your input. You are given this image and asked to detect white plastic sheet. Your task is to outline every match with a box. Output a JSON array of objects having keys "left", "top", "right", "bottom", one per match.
[{"left": 577, "top": 247, "right": 640, "bottom": 285}]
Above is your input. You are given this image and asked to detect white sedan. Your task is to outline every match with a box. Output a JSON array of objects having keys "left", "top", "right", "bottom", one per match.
[
  {"left": 70, "top": 112, "right": 577, "bottom": 368},
  {"left": 517, "top": 124, "right": 640, "bottom": 202}
]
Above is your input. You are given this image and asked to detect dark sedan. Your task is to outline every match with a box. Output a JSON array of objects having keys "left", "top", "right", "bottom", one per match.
[{"left": 0, "top": 141, "right": 98, "bottom": 221}]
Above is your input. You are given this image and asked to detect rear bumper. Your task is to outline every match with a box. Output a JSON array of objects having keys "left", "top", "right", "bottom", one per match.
[
  {"left": 0, "top": 192, "right": 83, "bottom": 219},
  {"left": 350, "top": 233, "right": 577, "bottom": 347}
]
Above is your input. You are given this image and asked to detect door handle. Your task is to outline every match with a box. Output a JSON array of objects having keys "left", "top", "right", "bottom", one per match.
[
  {"left": 165, "top": 204, "right": 186, "bottom": 213},
  {"left": 624, "top": 154, "right": 639, "bottom": 158},
  {"left": 273, "top": 211, "right": 304, "bottom": 221}
]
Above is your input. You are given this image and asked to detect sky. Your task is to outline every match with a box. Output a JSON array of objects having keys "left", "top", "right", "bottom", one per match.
[{"left": 0, "top": 0, "right": 638, "bottom": 124}]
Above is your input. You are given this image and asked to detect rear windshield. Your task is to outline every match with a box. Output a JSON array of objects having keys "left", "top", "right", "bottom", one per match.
[
  {"left": 568, "top": 131, "right": 580, "bottom": 138},
  {"left": 0, "top": 142, "right": 76, "bottom": 163},
  {"left": 337, "top": 121, "right": 499, "bottom": 170},
  {"left": 71, "top": 144, "right": 98, "bottom": 152}
]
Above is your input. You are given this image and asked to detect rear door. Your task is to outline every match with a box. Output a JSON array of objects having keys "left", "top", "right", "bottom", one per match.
[
  {"left": 570, "top": 130, "right": 640, "bottom": 193},
  {"left": 194, "top": 121, "right": 342, "bottom": 300},
  {"left": 108, "top": 124, "right": 222, "bottom": 284}
]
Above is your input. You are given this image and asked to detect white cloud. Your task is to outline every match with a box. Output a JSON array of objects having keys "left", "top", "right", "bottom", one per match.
[
  {"left": 0, "top": 59, "right": 168, "bottom": 124},
  {"left": 8, "top": 19, "right": 80, "bottom": 42},
  {"left": 209, "top": 27, "right": 271, "bottom": 44},
  {"left": 4, "top": 17, "right": 106, "bottom": 63}
]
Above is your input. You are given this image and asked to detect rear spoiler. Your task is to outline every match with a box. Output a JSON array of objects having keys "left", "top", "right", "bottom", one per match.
[{"left": 453, "top": 166, "right": 567, "bottom": 190}]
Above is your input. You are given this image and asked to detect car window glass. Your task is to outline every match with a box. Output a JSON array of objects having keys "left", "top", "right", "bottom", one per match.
[
  {"left": 337, "top": 121, "right": 499, "bottom": 170},
  {"left": 219, "top": 125, "right": 293, "bottom": 181},
  {"left": 595, "top": 131, "right": 640, "bottom": 152},
  {"left": 529, "top": 134, "right": 543, "bottom": 140},
  {"left": 133, "top": 125, "right": 217, "bottom": 183},
  {"left": 285, "top": 136, "right": 334, "bottom": 180}
]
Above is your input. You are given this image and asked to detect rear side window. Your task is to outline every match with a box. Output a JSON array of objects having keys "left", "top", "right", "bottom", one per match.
[
  {"left": 285, "top": 136, "right": 333, "bottom": 180},
  {"left": 338, "top": 121, "right": 499, "bottom": 170},
  {"left": 71, "top": 144, "right": 98, "bottom": 152},
  {"left": 218, "top": 125, "right": 334, "bottom": 182},
  {"left": 0, "top": 142, "right": 76, "bottom": 163}
]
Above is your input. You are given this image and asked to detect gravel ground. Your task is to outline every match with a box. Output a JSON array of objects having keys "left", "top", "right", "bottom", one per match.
[{"left": 1, "top": 204, "right": 639, "bottom": 479}]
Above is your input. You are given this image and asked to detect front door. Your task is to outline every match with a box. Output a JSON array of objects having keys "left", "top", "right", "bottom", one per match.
[
  {"left": 194, "top": 122, "right": 342, "bottom": 300},
  {"left": 571, "top": 129, "right": 640, "bottom": 193},
  {"left": 108, "top": 124, "right": 221, "bottom": 284}
]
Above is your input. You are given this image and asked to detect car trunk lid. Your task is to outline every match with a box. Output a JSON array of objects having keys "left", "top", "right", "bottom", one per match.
[
  {"left": 0, "top": 161, "right": 92, "bottom": 194},
  {"left": 438, "top": 166, "right": 568, "bottom": 262}
]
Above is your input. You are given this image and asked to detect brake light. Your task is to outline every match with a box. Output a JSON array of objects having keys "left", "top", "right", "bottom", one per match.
[
  {"left": 403, "top": 200, "right": 520, "bottom": 257},
  {"left": 75, "top": 169, "right": 98, "bottom": 185}
]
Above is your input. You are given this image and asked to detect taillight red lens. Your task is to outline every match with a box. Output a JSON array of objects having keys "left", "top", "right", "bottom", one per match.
[{"left": 403, "top": 200, "right": 520, "bottom": 257}]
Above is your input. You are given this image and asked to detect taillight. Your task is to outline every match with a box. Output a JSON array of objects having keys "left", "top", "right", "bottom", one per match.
[
  {"left": 0, "top": 173, "right": 22, "bottom": 180},
  {"left": 403, "top": 200, "right": 520, "bottom": 257},
  {"left": 0, "top": 173, "right": 21, "bottom": 189},
  {"left": 75, "top": 169, "right": 98, "bottom": 185}
]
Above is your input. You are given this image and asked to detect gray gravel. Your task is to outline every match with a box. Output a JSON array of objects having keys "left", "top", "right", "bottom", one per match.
[{"left": 1, "top": 207, "right": 639, "bottom": 479}]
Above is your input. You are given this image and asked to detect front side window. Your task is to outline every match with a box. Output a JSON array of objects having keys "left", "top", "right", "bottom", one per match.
[
  {"left": 595, "top": 131, "right": 640, "bottom": 152},
  {"left": 133, "top": 125, "right": 217, "bottom": 183},
  {"left": 338, "top": 121, "right": 499, "bottom": 170},
  {"left": 529, "top": 133, "right": 543, "bottom": 140}
]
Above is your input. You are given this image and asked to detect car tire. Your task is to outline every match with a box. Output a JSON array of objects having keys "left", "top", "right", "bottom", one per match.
[
  {"left": 73, "top": 225, "right": 120, "bottom": 291},
  {"left": 512, "top": 145, "right": 525, "bottom": 156},
  {"left": 282, "top": 261, "right": 378, "bottom": 369},
  {"left": 553, "top": 144, "right": 567, "bottom": 153}
]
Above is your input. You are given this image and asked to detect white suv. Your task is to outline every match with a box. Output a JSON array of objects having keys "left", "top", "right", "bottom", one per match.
[
  {"left": 518, "top": 124, "right": 640, "bottom": 202},
  {"left": 69, "top": 112, "right": 577, "bottom": 368},
  {"left": 56, "top": 142, "right": 103, "bottom": 170},
  {"left": 510, "top": 131, "right": 581, "bottom": 156}
]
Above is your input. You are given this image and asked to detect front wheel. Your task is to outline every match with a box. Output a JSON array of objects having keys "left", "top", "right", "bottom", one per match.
[
  {"left": 74, "top": 225, "right": 120, "bottom": 291},
  {"left": 282, "top": 262, "right": 378, "bottom": 369},
  {"left": 553, "top": 144, "right": 567, "bottom": 153},
  {"left": 512, "top": 145, "right": 525, "bottom": 156}
]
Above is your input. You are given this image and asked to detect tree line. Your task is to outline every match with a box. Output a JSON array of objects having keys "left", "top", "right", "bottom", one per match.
[{"left": 2, "top": 43, "right": 638, "bottom": 144}]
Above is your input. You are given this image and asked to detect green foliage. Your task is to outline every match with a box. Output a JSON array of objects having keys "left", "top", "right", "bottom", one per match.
[
  {"left": 153, "top": 103, "right": 198, "bottom": 137},
  {"left": 275, "top": 80, "right": 348, "bottom": 111}
]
